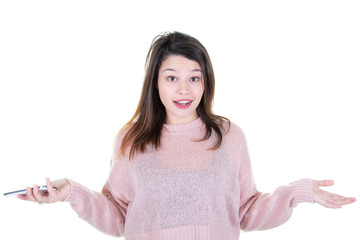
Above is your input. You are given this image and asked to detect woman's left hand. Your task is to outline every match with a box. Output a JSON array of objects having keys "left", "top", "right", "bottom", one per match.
[{"left": 312, "top": 180, "right": 356, "bottom": 208}]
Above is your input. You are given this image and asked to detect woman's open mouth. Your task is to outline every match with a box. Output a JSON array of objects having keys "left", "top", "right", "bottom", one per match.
[{"left": 173, "top": 99, "right": 193, "bottom": 109}]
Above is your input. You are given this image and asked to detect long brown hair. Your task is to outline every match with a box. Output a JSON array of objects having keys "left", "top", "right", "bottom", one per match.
[{"left": 118, "top": 31, "right": 229, "bottom": 160}]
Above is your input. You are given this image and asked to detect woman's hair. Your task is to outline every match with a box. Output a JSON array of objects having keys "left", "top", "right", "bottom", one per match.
[{"left": 118, "top": 31, "right": 229, "bottom": 160}]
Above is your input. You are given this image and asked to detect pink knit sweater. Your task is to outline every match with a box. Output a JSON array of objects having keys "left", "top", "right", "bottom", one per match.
[{"left": 65, "top": 118, "right": 313, "bottom": 239}]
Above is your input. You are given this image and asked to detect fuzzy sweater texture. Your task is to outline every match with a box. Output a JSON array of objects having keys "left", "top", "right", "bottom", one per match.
[{"left": 65, "top": 118, "right": 314, "bottom": 239}]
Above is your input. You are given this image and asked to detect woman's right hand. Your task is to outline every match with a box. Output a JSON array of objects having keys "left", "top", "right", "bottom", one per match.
[{"left": 17, "top": 178, "right": 71, "bottom": 204}]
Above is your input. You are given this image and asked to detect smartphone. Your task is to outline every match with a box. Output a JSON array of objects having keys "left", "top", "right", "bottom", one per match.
[{"left": 4, "top": 186, "right": 57, "bottom": 197}]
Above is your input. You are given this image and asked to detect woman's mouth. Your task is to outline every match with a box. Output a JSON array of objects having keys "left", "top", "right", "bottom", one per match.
[{"left": 173, "top": 99, "right": 193, "bottom": 109}]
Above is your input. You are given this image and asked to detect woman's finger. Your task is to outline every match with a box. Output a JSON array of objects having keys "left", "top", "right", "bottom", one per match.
[
  {"left": 32, "top": 184, "right": 46, "bottom": 203},
  {"left": 314, "top": 188, "right": 356, "bottom": 208},
  {"left": 45, "top": 178, "right": 56, "bottom": 196},
  {"left": 327, "top": 194, "right": 356, "bottom": 205},
  {"left": 315, "top": 180, "right": 334, "bottom": 187},
  {"left": 17, "top": 186, "right": 37, "bottom": 202}
]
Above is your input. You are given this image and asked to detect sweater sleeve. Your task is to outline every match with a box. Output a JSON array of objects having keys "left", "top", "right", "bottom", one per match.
[
  {"left": 64, "top": 176, "right": 127, "bottom": 236},
  {"left": 237, "top": 130, "right": 314, "bottom": 231},
  {"left": 64, "top": 131, "right": 134, "bottom": 237}
]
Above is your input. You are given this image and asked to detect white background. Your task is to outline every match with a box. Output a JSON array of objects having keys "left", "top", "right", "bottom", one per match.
[{"left": 0, "top": 1, "right": 359, "bottom": 239}]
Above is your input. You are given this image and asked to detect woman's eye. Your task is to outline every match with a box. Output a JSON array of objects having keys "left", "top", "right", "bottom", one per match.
[
  {"left": 190, "top": 77, "right": 200, "bottom": 82},
  {"left": 167, "top": 76, "right": 177, "bottom": 82}
]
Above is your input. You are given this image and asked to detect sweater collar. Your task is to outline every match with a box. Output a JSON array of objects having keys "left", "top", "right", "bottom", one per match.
[{"left": 162, "top": 117, "right": 204, "bottom": 133}]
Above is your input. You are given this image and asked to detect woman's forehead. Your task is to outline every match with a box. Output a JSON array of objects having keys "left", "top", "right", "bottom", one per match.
[{"left": 159, "top": 55, "right": 201, "bottom": 72}]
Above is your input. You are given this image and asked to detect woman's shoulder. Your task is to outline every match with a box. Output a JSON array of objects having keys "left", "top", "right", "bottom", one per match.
[
  {"left": 111, "top": 124, "right": 134, "bottom": 164},
  {"left": 113, "top": 124, "right": 132, "bottom": 149},
  {"left": 222, "top": 119, "right": 247, "bottom": 142},
  {"left": 221, "top": 119, "right": 244, "bottom": 135}
]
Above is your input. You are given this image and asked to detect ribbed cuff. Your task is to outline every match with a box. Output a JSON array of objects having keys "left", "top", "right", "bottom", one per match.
[
  {"left": 290, "top": 178, "right": 314, "bottom": 206},
  {"left": 63, "top": 178, "right": 89, "bottom": 206}
]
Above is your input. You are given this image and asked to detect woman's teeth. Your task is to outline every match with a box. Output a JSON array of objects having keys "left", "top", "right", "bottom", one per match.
[{"left": 175, "top": 100, "right": 191, "bottom": 105}]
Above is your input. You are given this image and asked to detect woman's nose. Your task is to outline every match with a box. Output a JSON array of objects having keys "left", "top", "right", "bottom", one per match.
[{"left": 177, "top": 80, "right": 190, "bottom": 94}]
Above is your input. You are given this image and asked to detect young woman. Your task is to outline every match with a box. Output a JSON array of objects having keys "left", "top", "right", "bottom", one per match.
[{"left": 19, "top": 31, "right": 356, "bottom": 239}]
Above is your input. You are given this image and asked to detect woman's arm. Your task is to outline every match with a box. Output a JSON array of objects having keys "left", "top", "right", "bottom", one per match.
[
  {"left": 239, "top": 178, "right": 356, "bottom": 231},
  {"left": 17, "top": 177, "right": 127, "bottom": 237},
  {"left": 236, "top": 127, "right": 356, "bottom": 231},
  {"left": 64, "top": 179, "right": 126, "bottom": 236},
  {"left": 239, "top": 178, "right": 313, "bottom": 231}
]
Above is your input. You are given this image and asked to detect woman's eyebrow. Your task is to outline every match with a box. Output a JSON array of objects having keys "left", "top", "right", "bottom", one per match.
[
  {"left": 162, "top": 68, "right": 176, "bottom": 72},
  {"left": 162, "top": 68, "right": 203, "bottom": 73}
]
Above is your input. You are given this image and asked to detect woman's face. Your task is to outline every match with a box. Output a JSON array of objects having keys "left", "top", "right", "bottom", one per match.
[{"left": 157, "top": 55, "right": 204, "bottom": 124}]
